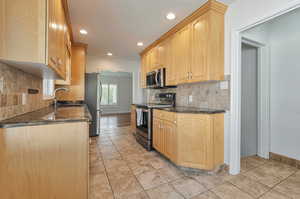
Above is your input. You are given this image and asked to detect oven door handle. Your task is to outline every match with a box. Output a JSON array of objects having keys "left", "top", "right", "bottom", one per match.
[{"left": 155, "top": 70, "right": 159, "bottom": 86}]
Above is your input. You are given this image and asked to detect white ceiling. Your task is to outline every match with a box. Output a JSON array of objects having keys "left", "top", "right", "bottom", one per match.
[{"left": 69, "top": 0, "right": 234, "bottom": 60}]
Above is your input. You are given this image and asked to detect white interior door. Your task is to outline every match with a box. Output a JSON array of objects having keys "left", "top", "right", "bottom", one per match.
[{"left": 241, "top": 43, "right": 258, "bottom": 157}]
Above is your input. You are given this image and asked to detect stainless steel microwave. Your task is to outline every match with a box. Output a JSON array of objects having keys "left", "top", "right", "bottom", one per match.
[{"left": 146, "top": 68, "right": 165, "bottom": 88}]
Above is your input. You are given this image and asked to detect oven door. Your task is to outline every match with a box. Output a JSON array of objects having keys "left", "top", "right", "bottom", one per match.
[
  {"left": 146, "top": 71, "right": 157, "bottom": 88},
  {"left": 136, "top": 108, "right": 152, "bottom": 140}
]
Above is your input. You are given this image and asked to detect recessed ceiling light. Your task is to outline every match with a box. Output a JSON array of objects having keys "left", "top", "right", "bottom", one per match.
[
  {"left": 80, "top": 29, "right": 88, "bottom": 35},
  {"left": 166, "top": 12, "right": 176, "bottom": 20},
  {"left": 107, "top": 52, "right": 113, "bottom": 56},
  {"left": 137, "top": 42, "right": 144, "bottom": 46}
]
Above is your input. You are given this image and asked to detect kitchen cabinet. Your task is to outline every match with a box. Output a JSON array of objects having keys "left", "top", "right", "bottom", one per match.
[
  {"left": 153, "top": 109, "right": 224, "bottom": 171},
  {"left": 56, "top": 43, "right": 87, "bottom": 101},
  {"left": 153, "top": 110, "right": 177, "bottom": 162},
  {"left": 131, "top": 105, "right": 136, "bottom": 133},
  {"left": 0, "top": 122, "right": 89, "bottom": 199},
  {"left": 139, "top": 0, "right": 227, "bottom": 87},
  {"left": 0, "top": 0, "right": 70, "bottom": 79},
  {"left": 190, "top": 11, "right": 225, "bottom": 82},
  {"left": 55, "top": 36, "right": 72, "bottom": 85},
  {"left": 140, "top": 54, "right": 147, "bottom": 88},
  {"left": 175, "top": 25, "right": 191, "bottom": 84}
]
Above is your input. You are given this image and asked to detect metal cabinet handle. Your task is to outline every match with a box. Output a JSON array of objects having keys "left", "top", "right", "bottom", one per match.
[{"left": 190, "top": 72, "right": 193, "bottom": 79}]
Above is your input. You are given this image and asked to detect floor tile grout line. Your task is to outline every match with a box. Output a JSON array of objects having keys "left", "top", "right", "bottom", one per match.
[
  {"left": 108, "top": 127, "right": 151, "bottom": 198},
  {"left": 109, "top": 126, "right": 189, "bottom": 198},
  {"left": 256, "top": 170, "right": 298, "bottom": 199},
  {"left": 226, "top": 180, "right": 261, "bottom": 198},
  {"left": 96, "top": 135, "right": 117, "bottom": 199}
]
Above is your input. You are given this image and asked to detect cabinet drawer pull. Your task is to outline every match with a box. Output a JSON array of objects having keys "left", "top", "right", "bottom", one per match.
[{"left": 57, "top": 57, "right": 62, "bottom": 66}]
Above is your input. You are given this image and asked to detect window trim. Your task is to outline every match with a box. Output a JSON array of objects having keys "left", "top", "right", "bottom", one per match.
[{"left": 100, "top": 83, "right": 118, "bottom": 106}]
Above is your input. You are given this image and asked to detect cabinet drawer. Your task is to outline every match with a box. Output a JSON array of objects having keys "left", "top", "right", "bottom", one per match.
[
  {"left": 153, "top": 109, "right": 176, "bottom": 123},
  {"left": 153, "top": 109, "right": 164, "bottom": 119}
]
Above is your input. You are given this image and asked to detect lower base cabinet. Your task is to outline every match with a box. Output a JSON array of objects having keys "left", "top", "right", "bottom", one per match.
[
  {"left": 153, "top": 109, "right": 224, "bottom": 171},
  {"left": 131, "top": 105, "right": 136, "bottom": 133},
  {"left": 0, "top": 122, "right": 89, "bottom": 199}
]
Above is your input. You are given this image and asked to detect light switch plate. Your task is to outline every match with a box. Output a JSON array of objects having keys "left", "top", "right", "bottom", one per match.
[
  {"left": 188, "top": 95, "right": 193, "bottom": 103},
  {"left": 22, "top": 93, "right": 27, "bottom": 105},
  {"left": 220, "top": 81, "right": 229, "bottom": 90},
  {"left": 0, "top": 77, "right": 4, "bottom": 93}
]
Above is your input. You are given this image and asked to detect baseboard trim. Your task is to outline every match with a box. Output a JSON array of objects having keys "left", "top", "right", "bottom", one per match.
[{"left": 270, "top": 152, "right": 300, "bottom": 169}]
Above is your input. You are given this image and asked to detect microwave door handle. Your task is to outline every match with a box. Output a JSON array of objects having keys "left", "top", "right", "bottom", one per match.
[{"left": 155, "top": 71, "right": 159, "bottom": 86}]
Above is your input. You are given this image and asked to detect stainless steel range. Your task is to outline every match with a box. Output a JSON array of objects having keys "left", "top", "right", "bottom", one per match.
[{"left": 135, "top": 93, "right": 176, "bottom": 151}]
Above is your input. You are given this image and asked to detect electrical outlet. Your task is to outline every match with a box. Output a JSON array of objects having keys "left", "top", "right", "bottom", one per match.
[
  {"left": 22, "top": 93, "right": 27, "bottom": 105},
  {"left": 0, "top": 77, "right": 4, "bottom": 93},
  {"left": 188, "top": 95, "right": 193, "bottom": 103}
]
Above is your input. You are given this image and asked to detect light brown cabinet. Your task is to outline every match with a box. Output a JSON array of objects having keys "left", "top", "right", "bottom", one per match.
[
  {"left": 140, "top": 55, "right": 147, "bottom": 88},
  {"left": 153, "top": 110, "right": 177, "bottom": 162},
  {"left": 0, "top": 122, "right": 89, "bottom": 199},
  {"left": 131, "top": 105, "right": 136, "bottom": 133},
  {"left": 0, "top": 0, "right": 70, "bottom": 79},
  {"left": 139, "top": 0, "right": 227, "bottom": 87},
  {"left": 56, "top": 43, "right": 87, "bottom": 101},
  {"left": 153, "top": 109, "right": 224, "bottom": 171}
]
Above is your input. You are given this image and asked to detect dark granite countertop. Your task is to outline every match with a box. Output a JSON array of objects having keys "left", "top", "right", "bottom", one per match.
[
  {"left": 0, "top": 104, "right": 92, "bottom": 128},
  {"left": 155, "top": 106, "right": 226, "bottom": 114}
]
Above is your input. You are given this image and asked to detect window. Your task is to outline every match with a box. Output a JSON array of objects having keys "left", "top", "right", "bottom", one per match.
[
  {"left": 43, "top": 79, "right": 54, "bottom": 99},
  {"left": 101, "top": 84, "right": 118, "bottom": 105}
]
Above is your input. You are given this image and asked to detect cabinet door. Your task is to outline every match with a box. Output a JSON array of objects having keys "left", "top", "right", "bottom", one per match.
[
  {"left": 177, "top": 114, "right": 213, "bottom": 170},
  {"left": 0, "top": 0, "right": 47, "bottom": 63},
  {"left": 165, "top": 36, "right": 177, "bottom": 86},
  {"left": 190, "top": 13, "right": 209, "bottom": 82},
  {"left": 140, "top": 55, "right": 147, "bottom": 88},
  {"left": 48, "top": 0, "right": 58, "bottom": 69},
  {"left": 176, "top": 25, "right": 191, "bottom": 84},
  {"left": 131, "top": 105, "right": 136, "bottom": 133},
  {"left": 57, "top": 0, "right": 67, "bottom": 78},
  {"left": 55, "top": 46, "right": 71, "bottom": 85},
  {"left": 153, "top": 118, "right": 161, "bottom": 151},
  {"left": 164, "top": 120, "right": 177, "bottom": 162}
]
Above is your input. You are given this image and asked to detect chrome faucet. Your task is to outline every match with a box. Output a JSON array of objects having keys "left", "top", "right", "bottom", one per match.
[{"left": 53, "top": 87, "right": 69, "bottom": 110}]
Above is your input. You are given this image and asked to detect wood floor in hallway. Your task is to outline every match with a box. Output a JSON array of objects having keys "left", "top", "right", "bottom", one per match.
[
  {"left": 89, "top": 126, "right": 300, "bottom": 199},
  {"left": 100, "top": 113, "right": 131, "bottom": 130}
]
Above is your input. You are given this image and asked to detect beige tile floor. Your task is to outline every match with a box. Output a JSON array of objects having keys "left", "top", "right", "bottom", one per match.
[{"left": 89, "top": 126, "right": 300, "bottom": 199}]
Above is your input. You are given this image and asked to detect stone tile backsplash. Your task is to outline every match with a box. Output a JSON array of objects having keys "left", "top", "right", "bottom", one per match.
[
  {"left": 144, "top": 79, "right": 230, "bottom": 110},
  {"left": 0, "top": 63, "right": 52, "bottom": 121}
]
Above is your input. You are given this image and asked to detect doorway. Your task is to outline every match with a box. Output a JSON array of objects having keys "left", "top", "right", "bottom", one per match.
[
  {"left": 99, "top": 71, "right": 133, "bottom": 130},
  {"left": 241, "top": 43, "right": 258, "bottom": 157}
]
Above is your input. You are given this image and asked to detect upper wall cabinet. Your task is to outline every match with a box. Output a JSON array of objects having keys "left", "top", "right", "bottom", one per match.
[
  {"left": 0, "top": 0, "right": 69, "bottom": 80},
  {"left": 140, "top": 0, "right": 227, "bottom": 86}
]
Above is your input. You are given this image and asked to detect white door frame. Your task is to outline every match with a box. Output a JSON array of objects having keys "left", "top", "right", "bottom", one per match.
[
  {"left": 229, "top": 0, "right": 300, "bottom": 175},
  {"left": 241, "top": 38, "right": 270, "bottom": 159}
]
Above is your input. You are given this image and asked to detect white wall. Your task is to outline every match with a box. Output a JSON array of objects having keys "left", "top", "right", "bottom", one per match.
[
  {"left": 268, "top": 9, "right": 300, "bottom": 160},
  {"left": 99, "top": 72, "right": 133, "bottom": 114},
  {"left": 225, "top": 0, "right": 300, "bottom": 168},
  {"left": 86, "top": 55, "right": 143, "bottom": 104}
]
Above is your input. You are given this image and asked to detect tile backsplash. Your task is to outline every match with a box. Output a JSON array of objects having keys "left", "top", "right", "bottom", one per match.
[
  {"left": 144, "top": 78, "right": 230, "bottom": 110},
  {"left": 0, "top": 63, "right": 52, "bottom": 121}
]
